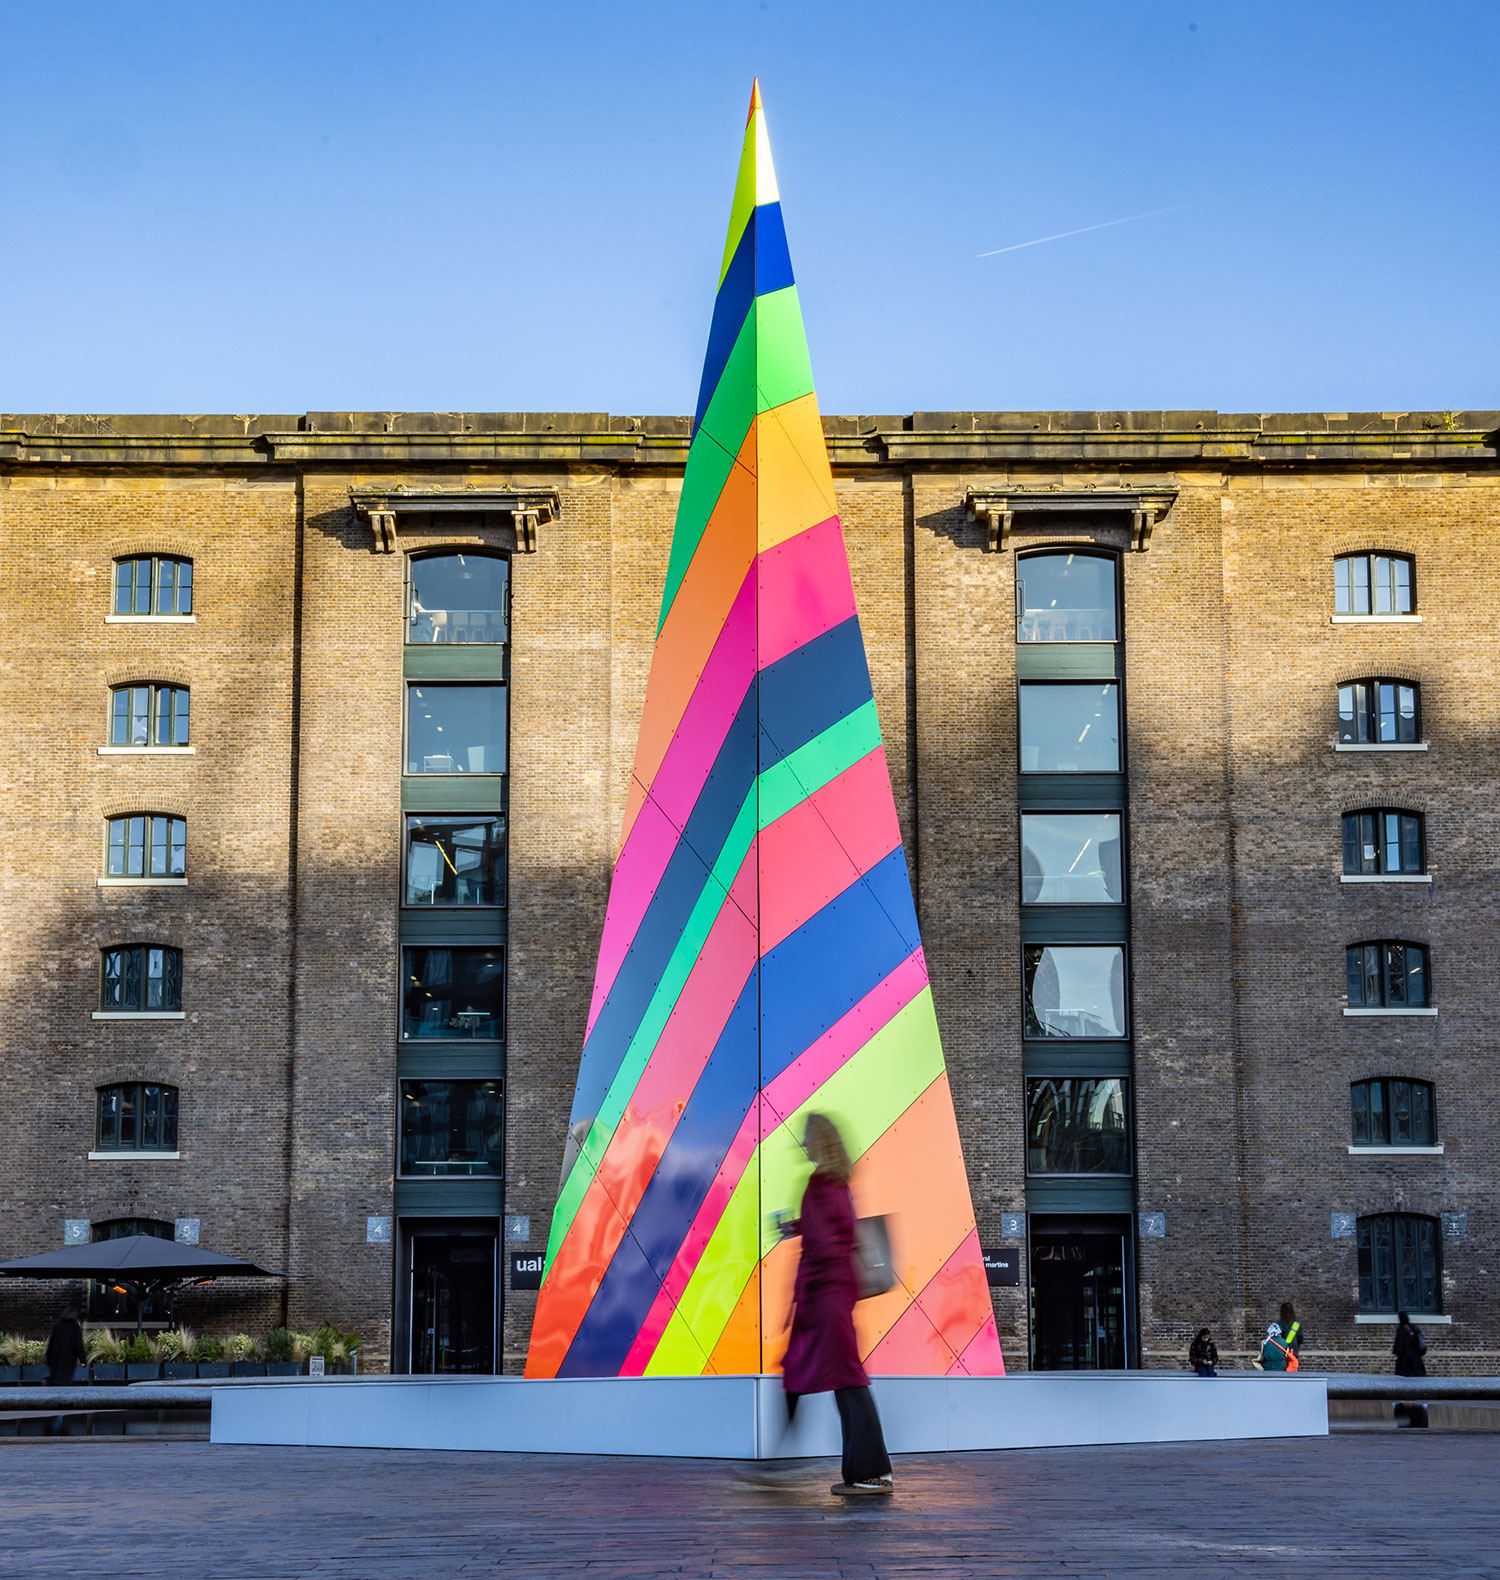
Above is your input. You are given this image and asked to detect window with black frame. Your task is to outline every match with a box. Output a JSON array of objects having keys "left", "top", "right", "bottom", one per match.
[
  {"left": 109, "top": 684, "right": 190, "bottom": 747},
  {"left": 113, "top": 556, "right": 193, "bottom": 616},
  {"left": 1334, "top": 553, "right": 1414, "bottom": 616},
  {"left": 407, "top": 684, "right": 507, "bottom": 774},
  {"left": 1338, "top": 679, "right": 1419, "bottom": 744},
  {"left": 408, "top": 553, "right": 509, "bottom": 645},
  {"left": 1026, "top": 1078, "right": 1131, "bottom": 1175},
  {"left": 1358, "top": 1213, "right": 1441, "bottom": 1314},
  {"left": 1347, "top": 941, "right": 1429, "bottom": 1009},
  {"left": 404, "top": 815, "right": 505, "bottom": 906},
  {"left": 1351, "top": 1079, "right": 1436, "bottom": 1148},
  {"left": 96, "top": 1084, "right": 179, "bottom": 1153},
  {"left": 1016, "top": 552, "right": 1118, "bottom": 643},
  {"left": 1342, "top": 810, "right": 1423, "bottom": 876},
  {"left": 1018, "top": 683, "right": 1121, "bottom": 773},
  {"left": 101, "top": 945, "right": 182, "bottom": 1012},
  {"left": 1021, "top": 812, "right": 1124, "bottom": 904},
  {"left": 402, "top": 947, "right": 504, "bottom": 1040},
  {"left": 1023, "top": 944, "right": 1128, "bottom": 1039},
  {"left": 90, "top": 1218, "right": 174, "bottom": 1324},
  {"left": 399, "top": 1080, "right": 503, "bottom": 1175},
  {"left": 106, "top": 814, "right": 187, "bottom": 879}
]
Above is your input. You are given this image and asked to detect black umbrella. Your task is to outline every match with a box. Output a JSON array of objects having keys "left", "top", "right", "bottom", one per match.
[{"left": 0, "top": 1235, "right": 284, "bottom": 1334}]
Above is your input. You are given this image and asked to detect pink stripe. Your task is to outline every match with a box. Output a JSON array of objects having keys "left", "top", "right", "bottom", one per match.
[
  {"left": 584, "top": 572, "right": 757, "bottom": 1037},
  {"left": 755, "top": 516, "right": 857, "bottom": 670},
  {"left": 618, "top": 948, "right": 930, "bottom": 1375}
]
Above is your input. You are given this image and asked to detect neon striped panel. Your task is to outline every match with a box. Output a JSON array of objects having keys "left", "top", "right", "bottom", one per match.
[{"left": 526, "top": 81, "right": 1003, "bottom": 1381}]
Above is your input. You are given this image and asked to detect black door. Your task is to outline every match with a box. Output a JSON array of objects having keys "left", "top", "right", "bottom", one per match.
[
  {"left": 1029, "top": 1222, "right": 1128, "bottom": 1370},
  {"left": 408, "top": 1228, "right": 497, "bottom": 1374}
]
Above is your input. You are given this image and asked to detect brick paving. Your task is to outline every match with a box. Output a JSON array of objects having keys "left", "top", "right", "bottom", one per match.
[{"left": 3, "top": 1435, "right": 1498, "bottom": 1577}]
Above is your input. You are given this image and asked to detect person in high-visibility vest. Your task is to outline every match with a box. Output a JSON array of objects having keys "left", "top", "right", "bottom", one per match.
[{"left": 1279, "top": 1302, "right": 1304, "bottom": 1359}]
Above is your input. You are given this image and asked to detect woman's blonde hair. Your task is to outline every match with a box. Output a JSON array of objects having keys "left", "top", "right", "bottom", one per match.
[{"left": 803, "top": 1112, "right": 852, "bottom": 1183}]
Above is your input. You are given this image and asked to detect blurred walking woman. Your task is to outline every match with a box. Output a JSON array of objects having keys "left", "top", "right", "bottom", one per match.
[{"left": 782, "top": 1113, "right": 893, "bottom": 1496}]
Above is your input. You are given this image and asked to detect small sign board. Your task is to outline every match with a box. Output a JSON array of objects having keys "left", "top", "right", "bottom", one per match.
[
  {"left": 982, "top": 1248, "right": 1019, "bottom": 1287},
  {"left": 510, "top": 1252, "right": 545, "bottom": 1290}
]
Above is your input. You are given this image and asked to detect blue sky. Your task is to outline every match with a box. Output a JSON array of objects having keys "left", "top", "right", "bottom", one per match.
[{"left": 4, "top": 2, "right": 1496, "bottom": 416}]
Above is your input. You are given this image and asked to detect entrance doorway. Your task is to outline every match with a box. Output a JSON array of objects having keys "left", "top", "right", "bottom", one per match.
[
  {"left": 1029, "top": 1217, "right": 1130, "bottom": 1370},
  {"left": 405, "top": 1222, "right": 498, "bottom": 1374}
]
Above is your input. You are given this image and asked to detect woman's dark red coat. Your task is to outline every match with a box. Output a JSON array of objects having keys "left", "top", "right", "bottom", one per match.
[{"left": 781, "top": 1170, "right": 869, "bottom": 1394}]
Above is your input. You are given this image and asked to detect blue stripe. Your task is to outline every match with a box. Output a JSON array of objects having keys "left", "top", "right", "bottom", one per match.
[
  {"left": 758, "top": 615, "right": 873, "bottom": 763},
  {"left": 759, "top": 847, "right": 921, "bottom": 1083}
]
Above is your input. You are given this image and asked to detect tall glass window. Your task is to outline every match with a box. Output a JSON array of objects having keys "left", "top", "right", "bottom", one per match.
[
  {"left": 402, "top": 947, "right": 504, "bottom": 1040},
  {"left": 110, "top": 685, "right": 190, "bottom": 747},
  {"left": 1351, "top": 1079, "right": 1436, "bottom": 1147},
  {"left": 404, "top": 816, "right": 505, "bottom": 906},
  {"left": 1023, "top": 944, "right": 1127, "bottom": 1039},
  {"left": 1019, "top": 684, "right": 1120, "bottom": 773},
  {"left": 1021, "top": 812, "right": 1124, "bottom": 903},
  {"left": 1358, "top": 1214, "right": 1441, "bottom": 1314},
  {"left": 96, "top": 1083, "right": 179, "bottom": 1152},
  {"left": 113, "top": 556, "right": 193, "bottom": 616},
  {"left": 1017, "top": 553, "right": 1117, "bottom": 642},
  {"left": 106, "top": 815, "right": 186, "bottom": 878},
  {"left": 1338, "top": 680, "right": 1419, "bottom": 744},
  {"left": 400, "top": 1080, "right": 504, "bottom": 1175},
  {"left": 408, "top": 553, "right": 510, "bottom": 645},
  {"left": 1335, "top": 553, "right": 1414, "bottom": 616},
  {"left": 1347, "top": 941, "right": 1429, "bottom": 1008},
  {"left": 1342, "top": 811, "right": 1423, "bottom": 876},
  {"left": 100, "top": 945, "right": 182, "bottom": 1012},
  {"left": 407, "top": 685, "right": 507, "bottom": 774},
  {"left": 1026, "top": 1078, "right": 1131, "bottom": 1174}
]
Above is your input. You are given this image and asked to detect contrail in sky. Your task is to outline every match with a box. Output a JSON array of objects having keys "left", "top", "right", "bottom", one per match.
[{"left": 978, "top": 202, "right": 1198, "bottom": 258}]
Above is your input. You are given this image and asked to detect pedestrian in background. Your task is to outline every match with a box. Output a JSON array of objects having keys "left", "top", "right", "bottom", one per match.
[
  {"left": 782, "top": 1113, "right": 893, "bottom": 1497},
  {"left": 1259, "top": 1323, "right": 1296, "bottom": 1371},
  {"left": 1188, "top": 1328, "right": 1218, "bottom": 1377},
  {"left": 1278, "top": 1302, "right": 1304, "bottom": 1359},
  {"left": 44, "top": 1305, "right": 85, "bottom": 1386},
  {"left": 1392, "top": 1309, "right": 1429, "bottom": 1428}
]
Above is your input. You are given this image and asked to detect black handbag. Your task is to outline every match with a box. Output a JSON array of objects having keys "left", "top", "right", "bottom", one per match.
[{"left": 854, "top": 1215, "right": 896, "bottom": 1299}]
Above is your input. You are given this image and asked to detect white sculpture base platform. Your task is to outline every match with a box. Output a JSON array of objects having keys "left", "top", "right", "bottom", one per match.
[{"left": 211, "top": 1372, "right": 1327, "bottom": 1458}]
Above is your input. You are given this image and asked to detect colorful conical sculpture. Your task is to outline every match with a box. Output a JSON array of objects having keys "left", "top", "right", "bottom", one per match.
[{"left": 526, "top": 83, "right": 1003, "bottom": 1381}]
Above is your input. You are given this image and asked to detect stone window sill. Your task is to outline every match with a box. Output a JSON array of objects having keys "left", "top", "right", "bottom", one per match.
[
  {"left": 98, "top": 746, "right": 196, "bottom": 756},
  {"left": 1330, "top": 614, "right": 1421, "bottom": 624},
  {"left": 1347, "top": 1145, "right": 1444, "bottom": 1155},
  {"left": 105, "top": 614, "right": 196, "bottom": 624},
  {"left": 91, "top": 1011, "right": 185, "bottom": 1021},
  {"left": 1340, "top": 874, "right": 1431, "bottom": 884},
  {"left": 98, "top": 877, "right": 188, "bottom": 887},
  {"left": 1334, "top": 742, "right": 1428, "bottom": 753},
  {"left": 1343, "top": 1007, "right": 1438, "bottom": 1018},
  {"left": 1355, "top": 1313, "right": 1451, "bottom": 1324},
  {"left": 88, "top": 1151, "right": 180, "bottom": 1161}
]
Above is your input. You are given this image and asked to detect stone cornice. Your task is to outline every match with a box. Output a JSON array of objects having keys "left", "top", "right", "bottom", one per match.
[
  {"left": 0, "top": 414, "right": 1493, "bottom": 471},
  {"left": 965, "top": 487, "right": 1179, "bottom": 552},
  {"left": 349, "top": 486, "right": 560, "bottom": 553}
]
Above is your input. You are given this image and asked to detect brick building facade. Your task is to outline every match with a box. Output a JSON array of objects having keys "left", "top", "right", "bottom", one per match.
[{"left": 2, "top": 409, "right": 1495, "bottom": 1373}]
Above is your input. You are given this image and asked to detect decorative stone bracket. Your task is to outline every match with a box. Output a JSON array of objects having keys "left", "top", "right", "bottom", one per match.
[
  {"left": 965, "top": 487, "right": 1178, "bottom": 553},
  {"left": 349, "top": 487, "right": 561, "bottom": 554}
]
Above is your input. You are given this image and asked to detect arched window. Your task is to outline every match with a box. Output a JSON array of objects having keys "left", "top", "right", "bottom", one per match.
[
  {"left": 90, "top": 1218, "right": 174, "bottom": 1324},
  {"left": 1342, "top": 810, "right": 1423, "bottom": 876},
  {"left": 113, "top": 556, "right": 193, "bottom": 616},
  {"left": 100, "top": 945, "right": 183, "bottom": 1012},
  {"left": 1357, "top": 1214, "right": 1441, "bottom": 1314},
  {"left": 407, "top": 552, "right": 510, "bottom": 645},
  {"left": 1335, "top": 552, "right": 1414, "bottom": 616},
  {"left": 96, "top": 1083, "right": 180, "bottom": 1153},
  {"left": 1016, "top": 551, "right": 1117, "bottom": 643},
  {"left": 1347, "top": 941, "right": 1429, "bottom": 1009},
  {"left": 106, "top": 814, "right": 186, "bottom": 879},
  {"left": 109, "top": 684, "right": 190, "bottom": 747},
  {"left": 1351, "top": 1078, "right": 1436, "bottom": 1148},
  {"left": 1338, "top": 679, "right": 1419, "bottom": 744}
]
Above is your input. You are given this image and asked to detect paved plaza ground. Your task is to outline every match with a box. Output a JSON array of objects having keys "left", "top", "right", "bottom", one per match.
[{"left": 3, "top": 1433, "right": 1495, "bottom": 1577}]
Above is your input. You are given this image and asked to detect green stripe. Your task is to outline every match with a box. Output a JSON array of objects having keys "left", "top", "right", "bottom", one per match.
[
  {"left": 718, "top": 116, "right": 759, "bottom": 284},
  {"left": 759, "top": 700, "right": 883, "bottom": 827},
  {"left": 657, "top": 414, "right": 750, "bottom": 632},
  {"left": 753, "top": 287, "right": 814, "bottom": 413}
]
